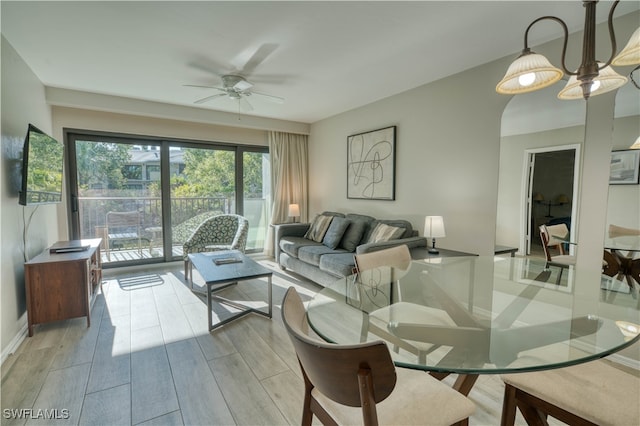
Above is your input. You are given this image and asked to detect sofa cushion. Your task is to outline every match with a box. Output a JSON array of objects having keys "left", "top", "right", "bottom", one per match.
[
  {"left": 322, "top": 217, "right": 351, "bottom": 249},
  {"left": 280, "top": 236, "right": 322, "bottom": 259},
  {"left": 343, "top": 214, "right": 376, "bottom": 249},
  {"left": 321, "top": 211, "right": 346, "bottom": 218},
  {"left": 319, "top": 252, "right": 357, "bottom": 277},
  {"left": 337, "top": 220, "right": 365, "bottom": 252},
  {"left": 298, "top": 245, "right": 347, "bottom": 266},
  {"left": 366, "top": 223, "right": 406, "bottom": 243},
  {"left": 304, "top": 214, "right": 334, "bottom": 242},
  {"left": 364, "top": 219, "right": 414, "bottom": 241}
]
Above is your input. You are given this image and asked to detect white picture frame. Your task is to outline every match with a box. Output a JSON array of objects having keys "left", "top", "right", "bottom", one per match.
[{"left": 609, "top": 150, "right": 640, "bottom": 185}]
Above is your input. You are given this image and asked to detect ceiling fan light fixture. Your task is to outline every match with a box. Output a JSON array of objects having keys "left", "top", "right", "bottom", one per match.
[
  {"left": 557, "top": 63, "right": 628, "bottom": 100},
  {"left": 233, "top": 79, "right": 253, "bottom": 92},
  {"left": 496, "top": 51, "right": 564, "bottom": 95},
  {"left": 612, "top": 27, "right": 640, "bottom": 66}
]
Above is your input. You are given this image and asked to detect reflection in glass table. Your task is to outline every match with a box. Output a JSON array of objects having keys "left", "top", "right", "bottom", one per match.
[
  {"left": 604, "top": 235, "right": 640, "bottom": 292},
  {"left": 307, "top": 256, "right": 640, "bottom": 396}
]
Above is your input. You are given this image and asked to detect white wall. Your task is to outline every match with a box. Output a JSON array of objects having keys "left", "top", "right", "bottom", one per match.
[
  {"left": 1, "top": 36, "right": 59, "bottom": 360},
  {"left": 309, "top": 56, "right": 511, "bottom": 256}
]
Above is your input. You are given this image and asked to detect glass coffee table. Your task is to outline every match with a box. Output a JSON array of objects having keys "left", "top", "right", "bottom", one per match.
[
  {"left": 188, "top": 250, "right": 273, "bottom": 331},
  {"left": 307, "top": 256, "right": 640, "bottom": 395}
]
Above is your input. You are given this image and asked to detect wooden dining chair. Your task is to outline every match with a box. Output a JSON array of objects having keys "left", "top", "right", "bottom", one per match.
[
  {"left": 539, "top": 225, "right": 576, "bottom": 284},
  {"left": 501, "top": 359, "right": 640, "bottom": 426},
  {"left": 354, "top": 244, "right": 412, "bottom": 278},
  {"left": 353, "top": 244, "right": 455, "bottom": 364},
  {"left": 282, "top": 287, "right": 476, "bottom": 426},
  {"left": 608, "top": 223, "right": 640, "bottom": 238}
]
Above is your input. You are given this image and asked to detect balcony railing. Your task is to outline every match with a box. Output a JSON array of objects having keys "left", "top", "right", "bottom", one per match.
[
  {"left": 78, "top": 195, "right": 268, "bottom": 263},
  {"left": 78, "top": 196, "right": 230, "bottom": 241}
]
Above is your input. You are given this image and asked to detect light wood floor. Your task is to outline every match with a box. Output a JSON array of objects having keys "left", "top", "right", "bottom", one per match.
[{"left": 0, "top": 258, "right": 627, "bottom": 425}]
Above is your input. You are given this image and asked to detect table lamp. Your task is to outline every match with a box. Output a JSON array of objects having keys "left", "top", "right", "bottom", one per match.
[
  {"left": 288, "top": 204, "right": 300, "bottom": 223},
  {"left": 424, "top": 216, "right": 445, "bottom": 254}
]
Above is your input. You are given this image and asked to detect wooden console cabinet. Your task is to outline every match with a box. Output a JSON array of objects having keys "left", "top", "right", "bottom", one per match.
[{"left": 24, "top": 239, "right": 102, "bottom": 336}]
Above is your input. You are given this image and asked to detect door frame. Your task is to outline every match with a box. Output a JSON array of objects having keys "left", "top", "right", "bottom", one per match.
[{"left": 521, "top": 144, "right": 581, "bottom": 255}]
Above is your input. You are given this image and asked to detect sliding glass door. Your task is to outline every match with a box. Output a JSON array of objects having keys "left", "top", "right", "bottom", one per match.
[{"left": 66, "top": 131, "right": 269, "bottom": 267}]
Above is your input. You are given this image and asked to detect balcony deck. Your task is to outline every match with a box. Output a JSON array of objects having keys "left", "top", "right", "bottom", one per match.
[{"left": 101, "top": 245, "right": 184, "bottom": 264}]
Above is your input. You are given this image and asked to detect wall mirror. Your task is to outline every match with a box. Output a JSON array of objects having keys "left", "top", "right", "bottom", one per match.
[
  {"left": 602, "top": 79, "right": 640, "bottom": 295},
  {"left": 607, "top": 81, "right": 640, "bottom": 231},
  {"left": 496, "top": 84, "right": 586, "bottom": 258}
]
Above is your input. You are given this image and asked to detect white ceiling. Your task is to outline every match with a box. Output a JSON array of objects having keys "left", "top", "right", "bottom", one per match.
[{"left": 2, "top": 1, "right": 638, "bottom": 124}]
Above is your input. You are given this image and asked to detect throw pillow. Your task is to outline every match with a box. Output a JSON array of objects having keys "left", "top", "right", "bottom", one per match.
[
  {"left": 366, "top": 223, "right": 406, "bottom": 244},
  {"left": 322, "top": 217, "right": 351, "bottom": 249},
  {"left": 339, "top": 220, "right": 368, "bottom": 252},
  {"left": 304, "top": 214, "right": 334, "bottom": 242}
]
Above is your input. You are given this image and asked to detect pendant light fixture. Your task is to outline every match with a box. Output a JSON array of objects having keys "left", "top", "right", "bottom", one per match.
[{"left": 496, "top": 1, "right": 640, "bottom": 100}]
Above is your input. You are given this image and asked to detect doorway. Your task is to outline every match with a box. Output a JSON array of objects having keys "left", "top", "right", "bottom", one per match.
[{"left": 525, "top": 146, "right": 580, "bottom": 256}]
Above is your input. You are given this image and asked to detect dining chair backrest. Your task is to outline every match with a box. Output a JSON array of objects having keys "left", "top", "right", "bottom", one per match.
[
  {"left": 354, "top": 244, "right": 412, "bottom": 302},
  {"left": 609, "top": 224, "right": 640, "bottom": 238},
  {"left": 541, "top": 224, "right": 570, "bottom": 254},
  {"left": 539, "top": 225, "right": 555, "bottom": 261},
  {"left": 354, "top": 244, "right": 411, "bottom": 274},
  {"left": 281, "top": 287, "right": 397, "bottom": 414}
]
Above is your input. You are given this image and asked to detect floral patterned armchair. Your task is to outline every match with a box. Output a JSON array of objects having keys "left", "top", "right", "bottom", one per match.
[
  {"left": 173, "top": 211, "right": 222, "bottom": 245},
  {"left": 183, "top": 214, "right": 249, "bottom": 280}
]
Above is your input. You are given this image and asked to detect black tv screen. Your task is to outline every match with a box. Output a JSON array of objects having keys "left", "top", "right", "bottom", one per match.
[{"left": 19, "top": 124, "right": 64, "bottom": 206}]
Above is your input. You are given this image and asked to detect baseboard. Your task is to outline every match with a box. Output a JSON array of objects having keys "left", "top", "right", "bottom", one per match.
[
  {"left": 1, "top": 320, "right": 28, "bottom": 366},
  {"left": 607, "top": 351, "right": 640, "bottom": 371}
]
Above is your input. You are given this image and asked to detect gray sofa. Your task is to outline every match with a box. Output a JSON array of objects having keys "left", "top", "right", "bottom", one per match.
[{"left": 275, "top": 211, "right": 427, "bottom": 287}]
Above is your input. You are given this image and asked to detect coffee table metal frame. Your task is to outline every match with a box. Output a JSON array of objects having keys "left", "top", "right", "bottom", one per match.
[{"left": 188, "top": 251, "right": 273, "bottom": 331}]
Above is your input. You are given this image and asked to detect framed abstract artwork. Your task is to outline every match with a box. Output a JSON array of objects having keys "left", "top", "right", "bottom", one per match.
[
  {"left": 347, "top": 126, "right": 396, "bottom": 200},
  {"left": 609, "top": 150, "right": 640, "bottom": 185}
]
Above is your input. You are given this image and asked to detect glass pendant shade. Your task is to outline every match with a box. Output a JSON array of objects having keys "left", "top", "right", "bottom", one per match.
[
  {"left": 557, "top": 64, "right": 628, "bottom": 100},
  {"left": 496, "top": 52, "right": 564, "bottom": 94},
  {"left": 612, "top": 27, "right": 640, "bottom": 66}
]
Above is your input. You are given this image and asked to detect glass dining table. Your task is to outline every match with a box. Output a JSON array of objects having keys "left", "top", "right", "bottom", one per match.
[{"left": 307, "top": 256, "right": 640, "bottom": 396}]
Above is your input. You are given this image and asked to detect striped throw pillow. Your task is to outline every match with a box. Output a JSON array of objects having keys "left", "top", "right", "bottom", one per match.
[
  {"left": 366, "top": 223, "right": 405, "bottom": 244},
  {"left": 304, "top": 215, "right": 334, "bottom": 242}
]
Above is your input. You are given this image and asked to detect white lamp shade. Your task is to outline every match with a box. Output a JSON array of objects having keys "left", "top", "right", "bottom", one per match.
[
  {"left": 612, "top": 27, "right": 640, "bottom": 66},
  {"left": 557, "top": 63, "right": 627, "bottom": 100},
  {"left": 424, "top": 216, "right": 446, "bottom": 238},
  {"left": 288, "top": 203, "right": 300, "bottom": 217},
  {"left": 630, "top": 136, "right": 640, "bottom": 150},
  {"left": 496, "top": 52, "right": 564, "bottom": 95}
]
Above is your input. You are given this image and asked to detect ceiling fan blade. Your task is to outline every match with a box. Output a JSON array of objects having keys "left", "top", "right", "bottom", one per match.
[
  {"left": 251, "top": 91, "right": 285, "bottom": 104},
  {"left": 194, "top": 93, "right": 227, "bottom": 104},
  {"left": 184, "top": 84, "right": 226, "bottom": 91},
  {"left": 239, "top": 97, "right": 254, "bottom": 112},
  {"left": 186, "top": 57, "right": 231, "bottom": 77},
  {"left": 240, "top": 43, "right": 279, "bottom": 76}
]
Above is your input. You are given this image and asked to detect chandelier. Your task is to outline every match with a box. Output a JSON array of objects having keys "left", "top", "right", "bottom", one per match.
[{"left": 496, "top": 1, "right": 640, "bottom": 100}]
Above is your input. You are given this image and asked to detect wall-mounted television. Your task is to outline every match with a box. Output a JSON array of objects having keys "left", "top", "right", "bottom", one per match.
[{"left": 19, "top": 124, "right": 64, "bottom": 206}]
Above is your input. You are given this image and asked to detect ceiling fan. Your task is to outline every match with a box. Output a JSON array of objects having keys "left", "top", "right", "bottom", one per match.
[{"left": 185, "top": 74, "right": 284, "bottom": 111}]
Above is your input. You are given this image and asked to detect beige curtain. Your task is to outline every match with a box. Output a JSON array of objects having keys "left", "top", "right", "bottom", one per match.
[{"left": 266, "top": 131, "right": 308, "bottom": 256}]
